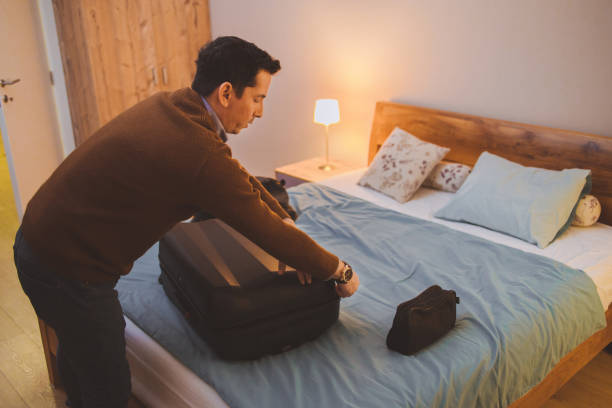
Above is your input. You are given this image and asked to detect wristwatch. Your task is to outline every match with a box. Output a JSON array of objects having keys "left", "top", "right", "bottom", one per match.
[{"left": 334, "top": 261, "right": 353, "bottom": 284}]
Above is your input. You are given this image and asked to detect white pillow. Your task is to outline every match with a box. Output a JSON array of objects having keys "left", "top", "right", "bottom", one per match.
[{"left": 357, "top": 127, "right": 449, "bottom": 203}]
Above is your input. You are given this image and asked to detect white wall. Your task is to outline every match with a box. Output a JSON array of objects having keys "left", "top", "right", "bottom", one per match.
[{"left": 209, "top": 0, "right": 612, "bottom": 176}]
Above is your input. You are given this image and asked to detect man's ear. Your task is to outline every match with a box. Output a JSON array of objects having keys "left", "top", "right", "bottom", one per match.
[{"left": 217, "top": 81, "right": 233, "bottom": 108}]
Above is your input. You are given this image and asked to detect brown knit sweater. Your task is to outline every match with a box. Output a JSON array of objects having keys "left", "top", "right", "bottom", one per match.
[{"left": 21, "top": 88, "right": 338, "bottom": 283}]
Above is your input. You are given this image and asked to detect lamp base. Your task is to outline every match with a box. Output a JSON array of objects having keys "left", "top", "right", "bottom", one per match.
[{"left": 318, "top": 163, "right": 334, "bottom": 171}]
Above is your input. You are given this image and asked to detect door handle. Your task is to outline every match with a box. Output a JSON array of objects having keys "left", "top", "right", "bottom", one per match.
[
  {"left": 0, "top": 78, "right": 21, "bottom": 87},
  {"left": 161, "top": 66, "right": 168, "bottom": 85}
]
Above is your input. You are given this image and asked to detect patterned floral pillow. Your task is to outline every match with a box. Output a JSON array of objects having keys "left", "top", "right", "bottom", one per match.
[
  {"left": 357, "top": 127, "right": 449, "bottom": 202},
  {"left": 572, "top": 195, "right": 601, "bottom": 227},
  {"left": 422, "top": 161, "right": 471, "bottom": 193}
]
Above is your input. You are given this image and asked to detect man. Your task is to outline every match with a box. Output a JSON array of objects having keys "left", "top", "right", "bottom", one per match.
[{"left": 13, "top": 36, "right": 360, "bottom": 407}]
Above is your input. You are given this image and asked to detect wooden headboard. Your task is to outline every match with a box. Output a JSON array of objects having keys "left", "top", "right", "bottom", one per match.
[{"left": 368, "top": 102, "right": 612, "bottom": 226}]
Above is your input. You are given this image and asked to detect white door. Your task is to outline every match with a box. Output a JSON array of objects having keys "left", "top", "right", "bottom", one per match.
[{"left": 0, "top": 0, "right": 63, "bottom": 218}]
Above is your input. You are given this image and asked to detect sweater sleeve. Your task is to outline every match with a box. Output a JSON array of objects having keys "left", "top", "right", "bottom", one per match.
[
  {"left": 193, "top": 143, "right": 338, "bottom": 280},
  {"left": 247, "top": 174, "right": 290, "bottom": 219}
]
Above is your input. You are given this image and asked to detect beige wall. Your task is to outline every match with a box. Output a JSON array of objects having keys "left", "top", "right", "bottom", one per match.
[
  {"left": 1, "top": 0, "right": 64, "bottom": 217},
  {"left": 209, "top": 0, "right": 612, "bottom": 176}
]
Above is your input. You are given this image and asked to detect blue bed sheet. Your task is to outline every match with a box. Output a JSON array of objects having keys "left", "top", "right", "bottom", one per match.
[{"left": 117, "top": 183, "right": 606, "bottom": 408}]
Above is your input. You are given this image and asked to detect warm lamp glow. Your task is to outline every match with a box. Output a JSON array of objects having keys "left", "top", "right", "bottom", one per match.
[
  {"left": 313, "top": 99, "right": 340, "bottom": 171},
  {"left": 314, "top": 99, "right": 340, "bottom": 126}
]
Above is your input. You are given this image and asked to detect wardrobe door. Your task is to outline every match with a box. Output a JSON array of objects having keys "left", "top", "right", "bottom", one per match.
[
  {"left": 52, "top": 0, "right": 102, "bottom": 145},
  {"left": 82, "top": 0, "right": 163, "bottom": 126},
  {"left": 151, "top": 0, "right": 211, "bottom": 92},
  {"left": 52, "top": 0, "right": 210, "bottom": 146},
  {"left": 115, "top": 0, "right": 160, "bottom": 106}
]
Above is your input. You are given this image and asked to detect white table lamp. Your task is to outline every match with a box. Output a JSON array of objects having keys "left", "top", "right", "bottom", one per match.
[{"left": 314, "top": 99, "right": 340, "bottom": 171}]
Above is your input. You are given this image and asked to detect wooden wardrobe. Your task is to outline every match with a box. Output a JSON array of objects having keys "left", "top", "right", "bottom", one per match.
[{"left": 52, "top": 0, "right": 211, "bottom": 145}]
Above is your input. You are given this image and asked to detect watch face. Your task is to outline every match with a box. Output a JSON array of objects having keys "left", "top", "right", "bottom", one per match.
[{"left": 339, "top": 263, "right": 353, "bottom": 284}]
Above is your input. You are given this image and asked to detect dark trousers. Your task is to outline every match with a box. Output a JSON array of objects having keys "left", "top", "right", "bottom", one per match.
[{"left": 13, "top": 227, "right": 131, "bottom": 408}]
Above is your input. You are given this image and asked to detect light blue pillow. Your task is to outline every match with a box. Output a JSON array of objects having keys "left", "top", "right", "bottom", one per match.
[{"left": 434, "top": 152, "right": 591, "bottom": 248}]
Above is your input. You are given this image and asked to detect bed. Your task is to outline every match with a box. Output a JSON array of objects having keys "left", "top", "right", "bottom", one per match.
[{"left": 37, "top": 101, "right": 612, "bottom": 407}]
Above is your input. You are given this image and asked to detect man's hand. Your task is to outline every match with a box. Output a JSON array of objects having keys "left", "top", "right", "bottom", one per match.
[
  {"left": 282, "top": 217, "right": 296, "bottom": 227},
  {"left": 277, "top": 261, "right": 312, "bottom": 285},
  {"left": 329, "top": 260, "right": 360, "bottom": 298},
  {"left": 279, "top": 218, "right": 360, "bottom": 294},
  {"left": 335, "top": 272, "right": 360, "bottom": 298},
  {"left": 278, "top": 217, "right": 312, "bottom": 285}
]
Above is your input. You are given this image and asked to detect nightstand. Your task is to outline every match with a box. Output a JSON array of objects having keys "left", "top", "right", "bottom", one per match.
[{"left": 275, "top": 157, "right": 361, "bottom": 188}]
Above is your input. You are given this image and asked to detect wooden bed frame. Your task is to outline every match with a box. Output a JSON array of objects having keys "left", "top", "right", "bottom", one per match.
[
  {"left": 368, "top": 101, "right": 612, "bottom": 407},
  {"left": 38, "top": 101, "right": 612, "bottom": 407}
]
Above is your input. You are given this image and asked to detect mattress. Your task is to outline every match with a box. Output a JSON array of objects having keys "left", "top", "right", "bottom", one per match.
[{"left": 119, "top": 172, "right": 612, "bottom": 407}]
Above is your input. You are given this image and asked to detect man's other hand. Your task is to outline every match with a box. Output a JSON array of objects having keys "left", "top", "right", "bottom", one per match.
[{"left": 277, "top": 261, "right": 312, "bottom": 285}]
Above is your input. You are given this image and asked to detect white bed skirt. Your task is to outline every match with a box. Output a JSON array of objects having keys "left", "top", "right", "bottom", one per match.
[{"left": 125, "top": 317, "right": 228, "bottom": 408}]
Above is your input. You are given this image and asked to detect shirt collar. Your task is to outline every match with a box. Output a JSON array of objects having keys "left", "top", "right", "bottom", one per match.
[{"left": 201, "top": 96, "right": 227, "bottom": 142}]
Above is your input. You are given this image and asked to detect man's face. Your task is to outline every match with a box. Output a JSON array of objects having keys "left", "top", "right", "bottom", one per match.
[{"left": 220, "top": 70, "right": 271, "bottom": 134}]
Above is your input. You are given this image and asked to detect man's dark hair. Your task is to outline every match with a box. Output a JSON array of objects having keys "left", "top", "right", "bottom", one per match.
[{"left": 191, "top": 36, "right": 281, "bottom": 98}]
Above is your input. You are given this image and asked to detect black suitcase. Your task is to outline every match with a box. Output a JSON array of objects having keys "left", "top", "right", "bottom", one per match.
[{"left": 158, "top": 219, "right": 340, "bottom": 360}]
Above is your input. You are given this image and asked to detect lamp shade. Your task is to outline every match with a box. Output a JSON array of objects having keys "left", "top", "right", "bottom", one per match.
[{"left": 314, "top": 99, "right": 340, "bottom": 126}]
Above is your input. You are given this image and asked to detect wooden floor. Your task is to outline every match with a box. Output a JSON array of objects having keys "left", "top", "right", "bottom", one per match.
[{"left": 0, "top": 149, "right": 610, "bottom": 407}]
